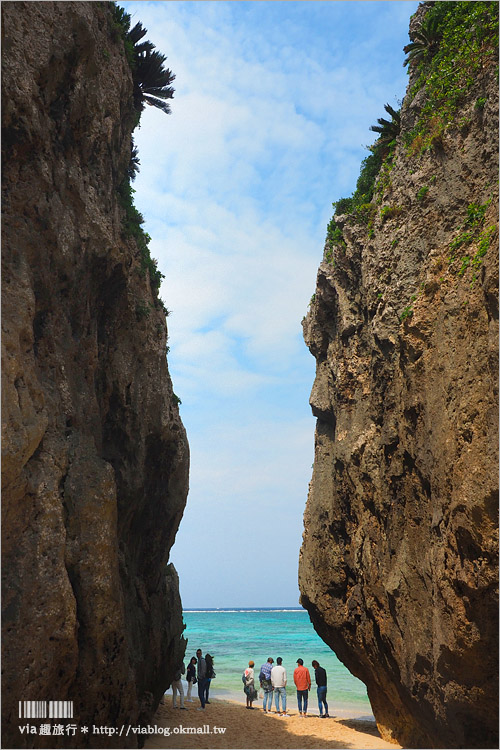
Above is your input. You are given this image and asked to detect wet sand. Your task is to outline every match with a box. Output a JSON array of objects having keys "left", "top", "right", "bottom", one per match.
[{"left": 144, "top": 697, "right": 402, "bottom": 749}]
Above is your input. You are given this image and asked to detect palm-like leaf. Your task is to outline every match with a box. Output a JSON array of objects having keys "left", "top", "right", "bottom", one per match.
[
  {"left": 133, "top": 48, "right": 175, "bottom": 113},
  {"left": 382, "top": 103, "right": 400, "bottom": 122},
  {"left": 134, "top": 40, "right": 155, "bottom": 56},
  {"left": 369, "top": 104, "right": 401, "bottom": 147},
  {"left": 403, "top": 13, "right": 442, "bottom": 67},
  {"left": 128, "top": 21, "right": 147, "bottom": 45},
  {"left": 121, "top": 18, "right": 176, "bottom": 115},
  {"left": 128, "top": 22, "right": 154, "bottom": 56},
  {"left": 135, "top": 48, "right": 169, "bottom": 87},
  {"left": 127, "top": 141, "right": 140, "bottom": 181}
]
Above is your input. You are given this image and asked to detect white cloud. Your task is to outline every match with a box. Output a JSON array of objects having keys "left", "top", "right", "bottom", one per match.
[{"left": 187, "top": 415, "right": 314, "bottom": 503}]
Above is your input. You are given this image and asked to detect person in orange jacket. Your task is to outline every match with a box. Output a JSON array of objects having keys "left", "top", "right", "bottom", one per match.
[{"left": 293, "top": 658, "right": 311, "bottom": 717}]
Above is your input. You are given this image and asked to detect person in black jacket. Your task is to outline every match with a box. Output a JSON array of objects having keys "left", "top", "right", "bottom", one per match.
[
  {"left": 186, "top": 657, "right": 197, "bottom": 702},
  {"left": 312, "top": 660, "right": 329, "bottom": 718},
  {"left": 205, "top": 653, "right": 215, "bottom": 704}
]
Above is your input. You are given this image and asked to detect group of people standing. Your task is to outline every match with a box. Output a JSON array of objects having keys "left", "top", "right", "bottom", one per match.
[
  {"left": 171, "top": 649, "right": 216, "bottom": 710},
  {"left": 243, "top": 657, "right": 329, "bottom": 718},
  {"left": 171, "top": 651, "right": 329, "bottom": 718}
]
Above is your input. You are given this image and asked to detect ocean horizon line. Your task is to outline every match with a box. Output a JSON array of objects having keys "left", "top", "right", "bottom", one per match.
[{"left": 183, "top": 606, "right": 304, "bottom": 613}]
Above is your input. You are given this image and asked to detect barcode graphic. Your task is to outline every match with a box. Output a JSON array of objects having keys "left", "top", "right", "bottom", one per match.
[
  {"left": 19, "top": 701, "right": 73, "bottom": 719},
  {"left": 49, "top": 701, "right": 73, "bottom": 718},
  {"left": 19, "top": 701, "right": 46, "bottom": 719}
]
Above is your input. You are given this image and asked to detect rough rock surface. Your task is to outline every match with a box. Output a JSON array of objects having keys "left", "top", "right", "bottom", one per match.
[
  {"left": 299, "top": 6, "right": 498, "bottom": 749},
  {"left": 2, "top": 3, "right": 189, "bottom": 747}
]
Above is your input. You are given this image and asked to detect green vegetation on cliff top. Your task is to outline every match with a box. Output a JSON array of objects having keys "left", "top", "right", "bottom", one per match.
[
  {"left": 406, "top": 1, "right": 498, "bottom": 153},
  {"left": 326, "top": 1, "right": 498, "bottom": 252},
  {"left": 109, "top": 2, "right": 175, "bottom": 298}
]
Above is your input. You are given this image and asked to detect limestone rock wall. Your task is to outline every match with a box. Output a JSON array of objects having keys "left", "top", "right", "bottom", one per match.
[
  {"left": 299, "top": 6, "right": 498, "bottom": 749},
  {"left": 2, "top": 3, "right": 189, "bottom": 747}
]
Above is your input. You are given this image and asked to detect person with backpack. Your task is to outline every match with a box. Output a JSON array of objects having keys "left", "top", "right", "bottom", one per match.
[
  {"left": 243, "top": 660, "right": 257, "bottom": 709},
  {"left": 259, "top": 657, "right": 275, "bottom": 713},
  {"left": 171, "top": 661, "right": 186, "bottom": 709},
  {"left": 204, "top": 653, "right": 215, "bottom": 704}
]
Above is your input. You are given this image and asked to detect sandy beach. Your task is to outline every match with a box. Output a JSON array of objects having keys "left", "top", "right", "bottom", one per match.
[{"left": 144, "top": 697, "right": 402, "bottom": 750}]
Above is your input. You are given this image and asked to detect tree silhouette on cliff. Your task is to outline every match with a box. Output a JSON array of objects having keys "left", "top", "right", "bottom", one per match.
[
  {"left": 128, "top": 21, "right": 175, "bottom": 114},
  {"left": 111, "top": 4, "right": 175, "bottom": 115}
]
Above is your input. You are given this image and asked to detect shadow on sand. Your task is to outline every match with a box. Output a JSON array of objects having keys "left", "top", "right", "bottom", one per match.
[
  {"left": 143, "top": 698, "right": 392, "bottom": 750},
  {"left": 337, "top": 717, "right": 383, "bottom": 738}
]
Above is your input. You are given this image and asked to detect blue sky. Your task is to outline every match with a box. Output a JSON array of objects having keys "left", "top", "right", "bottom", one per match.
[{"left": 122, "top": 1, "right": 419, "bottom": 607}]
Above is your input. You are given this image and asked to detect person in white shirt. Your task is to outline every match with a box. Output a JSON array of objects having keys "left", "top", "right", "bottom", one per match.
[{"left": 271, "top": 657, "right": 289, "bottom": 716}]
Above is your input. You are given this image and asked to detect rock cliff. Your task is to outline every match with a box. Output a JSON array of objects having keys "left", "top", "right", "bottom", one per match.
[
  {"left": 2, "top": 3, "right": 189, "bottom": 747},
  {"left": 299, "top": 3, "right": 498, "bottom": 748}
]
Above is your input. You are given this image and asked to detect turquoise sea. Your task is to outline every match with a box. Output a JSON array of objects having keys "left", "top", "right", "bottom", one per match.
[{"left": 166, "top": 608, "right": 374, "bottom": 720}]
